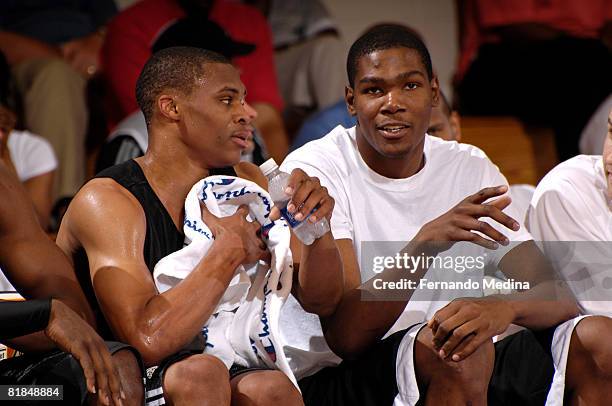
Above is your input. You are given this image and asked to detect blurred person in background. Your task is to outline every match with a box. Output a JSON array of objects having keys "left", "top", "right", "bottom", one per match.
[
  {"left": 0, "top": 0, "right": 118, "bottom": 200},
  {"left": 245, "top": 0, "right": 346, "bottom": 139},
  {"left": 102, "top": 0, "right": 289, "bottom": 162}
]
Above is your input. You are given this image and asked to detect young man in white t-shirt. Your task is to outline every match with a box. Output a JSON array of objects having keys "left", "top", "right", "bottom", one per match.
[
  {"left": 528, "top": 108, "right": 612, "bottom": 314},
  {"left": 280, "top": 25, "right": 612, "bottom": 405},
  {"left": 528, "top": 107, "right": 612, "bottom": 362}
]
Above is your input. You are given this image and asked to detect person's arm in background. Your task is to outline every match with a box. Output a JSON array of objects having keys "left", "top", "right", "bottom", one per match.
[
  {"left": 22, "top": 171, "right": 55, "bottom": 231},
  {"left": 0, "top": 162, "right": 94, "bottom": 325},
  {"left": 0, "top": 31, "right": 59, "bottom": 66},
  {"left": 0, "top": 160, "right": 126, "bottom": 403}
]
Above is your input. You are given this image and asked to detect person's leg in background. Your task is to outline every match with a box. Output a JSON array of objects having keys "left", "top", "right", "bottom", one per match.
[
  {"left": 12, "top": 57, "right": 87, "bottom": 200},
  {"left": 275, "top": 33, "right": 346, "bottom": 139}
]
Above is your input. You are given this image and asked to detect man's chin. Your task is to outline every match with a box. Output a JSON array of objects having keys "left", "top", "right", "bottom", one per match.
[{"left": 375, "top": 143, "right": 414, "bottom": 159}]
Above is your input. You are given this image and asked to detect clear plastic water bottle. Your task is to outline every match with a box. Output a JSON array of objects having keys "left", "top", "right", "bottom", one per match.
[{"left": 259, "top": 158, "right": 330, "bottom": 245}]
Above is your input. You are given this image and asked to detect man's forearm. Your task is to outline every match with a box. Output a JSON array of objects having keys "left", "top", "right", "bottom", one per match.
[
  {"left": 126, "top": 243, "right": 243, "bottom": 365},
  {"left": 294, "top": 233, "right": 343, "bottom": 316},
  {"left": 502, "top": 280, "right": 579, "bottom": 330},
  {"left": 323, "top": 242, "right": 433, "bottom": 358},
  {"left": 2, "top": 331, "right": 55, "bottom": 353},
  {"left": 497, "top": 240, "right": 580, "bottom": 330},
  {"left": 0, "top": 31, "right": 59, "bottom": 65}
]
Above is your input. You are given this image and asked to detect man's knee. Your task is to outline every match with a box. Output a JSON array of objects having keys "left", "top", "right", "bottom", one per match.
[
  {"left": 163, "top": 354, "right": 230, "bottom": 402},
  {"left": 569, "top": 316, "right": 612, "bottom": 380},
  {"left": 230, "top": 370, "right": 303, "bottom": 406},
  {"left": 415, "top": 326, "right": 494, "bottom": 392},
  {"left": 112, "top": 349, "right": 144, "bottom": 405}
]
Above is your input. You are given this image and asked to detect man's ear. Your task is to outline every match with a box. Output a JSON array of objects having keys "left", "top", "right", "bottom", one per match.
[
  {"left": 158, "top": 95, "right": 180, "bottom": 121},
  {"left": 431, "top": 76, "right": 440, "bottom": 108},
  {"left": 345, "top": 86, "right": 357, "bottom": 116}
]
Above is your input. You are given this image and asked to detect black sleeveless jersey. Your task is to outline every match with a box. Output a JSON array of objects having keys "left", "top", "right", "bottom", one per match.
[{"left": 74, "top": 160, "right": 236, "bottom": 340}]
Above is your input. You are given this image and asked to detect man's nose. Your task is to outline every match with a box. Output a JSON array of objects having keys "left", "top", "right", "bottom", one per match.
[{"left": 381, "top": 90, "right": 406, "bottom": 114}]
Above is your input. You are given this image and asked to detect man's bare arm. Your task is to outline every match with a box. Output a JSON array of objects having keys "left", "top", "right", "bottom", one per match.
[
  {"left": 0, "top": 31, "right": 59, "bottom": 65},
  {"left": 0, "top": 164, "right": 93, "bottom": 324},
  {"left": 264, "top": 167, "right": 344, "bottom": 317},
  {"left": 58, "top": 179, "right": 264, "bottom": 366},
  {"left": 319, "top": 186, "right": 549, "bottom": 358},
  {"left": 427, "top": 241, "right": 578, "bottom": 361}
]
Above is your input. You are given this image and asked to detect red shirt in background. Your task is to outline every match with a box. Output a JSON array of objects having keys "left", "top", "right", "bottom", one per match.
[
  {"left": 457, "top": 0, "right": 612, "bottom": 81},
  {"left": 102, "top": 0, "right": 284, "bottom": 126}
]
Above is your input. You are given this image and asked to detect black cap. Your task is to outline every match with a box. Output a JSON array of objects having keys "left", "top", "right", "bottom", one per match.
[{"left": 152, "top": 16, "right": 256, "bottom": 58}]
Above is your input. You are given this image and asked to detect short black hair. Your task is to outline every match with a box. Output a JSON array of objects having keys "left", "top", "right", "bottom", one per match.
[
  {"left": 135, "top": 46, "right": 231, "bottom": 125},
  {"left": 346, "top": 24, "right": 433, "bottom": 87}
]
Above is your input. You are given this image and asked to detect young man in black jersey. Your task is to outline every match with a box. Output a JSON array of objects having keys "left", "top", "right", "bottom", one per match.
[{"left": 57, "top": 47, "right": 340, "bottom": 405}]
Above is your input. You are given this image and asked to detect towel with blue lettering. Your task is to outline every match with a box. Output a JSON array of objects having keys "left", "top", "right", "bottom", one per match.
[{"left": 153, "top": 176, "right": 297, "bottom": 387}]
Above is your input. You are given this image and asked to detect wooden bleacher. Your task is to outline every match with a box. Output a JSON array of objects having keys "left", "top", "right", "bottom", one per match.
[{"left": 460, "top": 116, "right": 558, "bottom": 186}]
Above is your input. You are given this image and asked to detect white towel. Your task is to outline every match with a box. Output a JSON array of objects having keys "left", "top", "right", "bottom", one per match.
[{"left": 153, "top": 176, "right": 297, "bottom": 387}]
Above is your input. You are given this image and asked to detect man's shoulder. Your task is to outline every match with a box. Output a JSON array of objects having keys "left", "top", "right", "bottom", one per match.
[
  {"left": 286, "top": 125, "right": 352, "bottom": 161},
  {"left": 66, "top": 178, "right": 144, "bottom": 230},
  {"left": 427, "top": 136, "right": 497, "bottom": 174},
  {"left": 56, "top": 178, "right": 146, "bottom": 259},
  {"left": 538, "top": 155, "right": 602, "bottom": 194},
  {"left": 530, "top": 155, "right": 604, "bottom": 217}
]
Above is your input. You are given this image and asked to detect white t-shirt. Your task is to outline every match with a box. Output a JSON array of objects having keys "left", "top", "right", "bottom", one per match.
[
  {"left": 8, "top": 130, "right": 57, "bottom": 182},
  {"left": 527, "top": 155, "right": 612, "bottom": 316},
  {"left": 279, "top": 125, "right": 531, "bottom": 377}
]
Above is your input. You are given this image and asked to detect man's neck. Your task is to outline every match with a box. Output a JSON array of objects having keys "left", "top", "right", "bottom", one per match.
[
  {"left": 135, "top": 141, "right": 209, "bottom": 229},
  {"left": 355, "top": 130, "right": 426, "bottom": 179}
]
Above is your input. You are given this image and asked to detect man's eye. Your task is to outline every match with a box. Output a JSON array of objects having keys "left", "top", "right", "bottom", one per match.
[
  {"left": 406, "top": 82, "right": 419, "bottom": 90},
  {"left": 221, "top": 98, "right": 232, "bottom": 105},
  {"left": 364, "top": 87, "right": 382, "bottom": 95}
]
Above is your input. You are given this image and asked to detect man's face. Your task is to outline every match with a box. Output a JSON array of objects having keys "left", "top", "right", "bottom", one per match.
[
  {"left": 602, "top": 109, "right": 612, "bottom": 199},
  {"left": 177, "top": 63, "right": 256, "bottom": 168},
  {"left": 346, "top": 47, "right": 438, "bottom": 160},
  {"left": 427, "top": 104, "right": 462, "bottom": 142}
]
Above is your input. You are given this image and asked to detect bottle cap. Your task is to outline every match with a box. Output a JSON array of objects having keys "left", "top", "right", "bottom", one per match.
[{"left": 259, "top": 158, "right": 279, "bottom": 177}]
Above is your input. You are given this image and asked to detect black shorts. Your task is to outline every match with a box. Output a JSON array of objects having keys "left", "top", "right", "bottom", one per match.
[
  {"left": 0, "top": 341, "right": 140, "bottom": 405},
  {"left": 489, "top": 327, "right": 556, "bottom": 406},
  {"left": 299, "top": 326, "right": 556, "bottom": 406},
  {"left": 299, "top": 327, "right": 415, "bottom": 406},
  {"left": 144, "top": 350, "right": 196, "bottom": 406}
]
